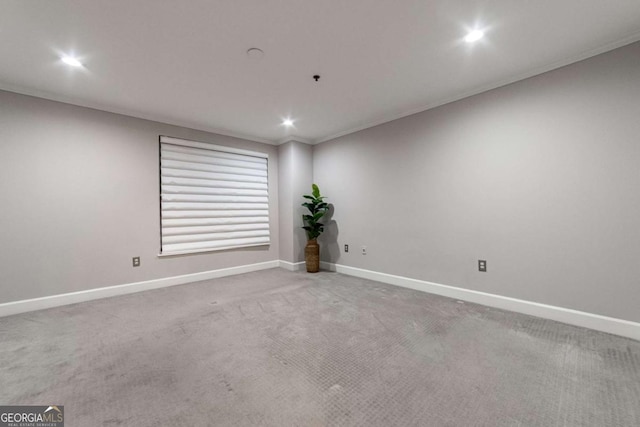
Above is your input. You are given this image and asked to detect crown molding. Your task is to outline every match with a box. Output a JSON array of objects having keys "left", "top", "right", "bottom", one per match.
[
  {"left": 277, "top": 135, "right": 314, "bottom": 145},
  {"left": 0, "top": 83, "right": 278, "bottom": 146},
  {"left": 315, "top": 31, "right": 640, "bottom": 144},
  {"left": 3, "top": 31, "right": 639, "bottom": 147}
]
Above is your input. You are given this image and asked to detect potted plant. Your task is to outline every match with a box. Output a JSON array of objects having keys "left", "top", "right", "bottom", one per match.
[{"left": 301, "top": 184, "right": 329, "bottom": 273}]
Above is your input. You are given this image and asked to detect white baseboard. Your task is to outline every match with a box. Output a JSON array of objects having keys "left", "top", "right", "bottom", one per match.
[
  {"left": 320, "top": 262, "right": 640, "bottom": 341},
  {"left": 0, "top": 260, "right": 280, "bottom": 318},
  {"left": 279, "top": 260, "right": 306, "bottom": 272},
  {"left": 4, "top": 259, "right": 638, "bottom": 341}
]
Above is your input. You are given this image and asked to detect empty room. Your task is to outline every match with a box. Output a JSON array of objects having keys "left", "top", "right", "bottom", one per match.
[{"left": 1, "top": 1, "right": 640, "bottom": 426}]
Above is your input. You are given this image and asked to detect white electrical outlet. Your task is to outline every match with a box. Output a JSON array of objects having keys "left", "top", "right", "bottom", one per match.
[{"left": 361, "top": 246, "right": 367, "bottom": 255}]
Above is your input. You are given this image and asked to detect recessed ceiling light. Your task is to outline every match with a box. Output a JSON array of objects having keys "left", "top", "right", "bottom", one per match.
[
  {"left": 61, "top": 55, "right": 83, "bottom": 67},
  {"left": 282, "top": 118, "right": 294, "bottom": 127},
  {"left": 464, "top": 30, "right": 484, "bottom": 43}
]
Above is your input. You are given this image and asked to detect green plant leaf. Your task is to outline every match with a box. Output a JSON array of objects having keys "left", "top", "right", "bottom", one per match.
[{"left": 300, "top": 183, "right": 329, "bottom": 240}]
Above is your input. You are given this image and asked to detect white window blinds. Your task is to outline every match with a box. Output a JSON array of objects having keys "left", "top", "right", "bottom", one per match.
[{"left": 160, "top": 136, "right": 270, "bottom": 255}]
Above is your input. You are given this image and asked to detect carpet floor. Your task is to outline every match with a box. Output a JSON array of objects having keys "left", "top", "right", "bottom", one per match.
[{"left": 1, "top": 268, "right": 639, "bottom": 426}]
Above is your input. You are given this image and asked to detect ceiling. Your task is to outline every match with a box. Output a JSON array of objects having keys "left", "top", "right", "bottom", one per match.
[{"left": 2, "top": 1, "right": 640, "bottom": 145}]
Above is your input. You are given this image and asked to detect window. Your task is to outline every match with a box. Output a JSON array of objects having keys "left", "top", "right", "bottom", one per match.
[{"left": 159, "top": 136, "right": 270, "bottom": 255}]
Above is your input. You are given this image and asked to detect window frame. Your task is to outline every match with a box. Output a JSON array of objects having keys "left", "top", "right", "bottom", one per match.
[{"left": 158, "top": 135, "right": 270, "bottom": 256}]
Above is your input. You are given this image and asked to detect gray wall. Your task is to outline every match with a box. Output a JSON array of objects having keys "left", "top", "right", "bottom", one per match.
[
  {"left": 2, "top": 41, "right": 639, "bottom": 323},
  {"left": 278, "top": 141, "right": 313, "bottom": 263},
  {"left": 313, "top": 42, "right": 640, "bottom": 323},
  {"left": 0, "top": 90, "right": 279, "bottom": 304},
  {"left": 291, "top": 142, "right": 314, "bottom": 263},
  {"left": 278, "top": 143, "right": 294, "bottom": 262}
]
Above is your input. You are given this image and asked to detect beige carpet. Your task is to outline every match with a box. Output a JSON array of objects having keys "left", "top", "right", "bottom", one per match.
[{"left": 1, "top": 268, "right": 639, "bottom": 426}]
